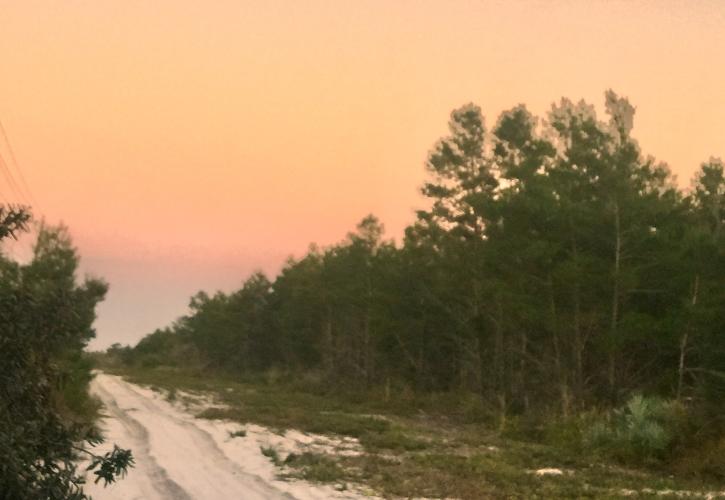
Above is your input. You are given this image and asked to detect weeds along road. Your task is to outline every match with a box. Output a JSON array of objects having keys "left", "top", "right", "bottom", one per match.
[{"left": 84, "top": 373, "right": 363, "bottom": 500}]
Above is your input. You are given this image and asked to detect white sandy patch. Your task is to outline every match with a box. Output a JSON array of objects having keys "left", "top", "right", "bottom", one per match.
[
  {"left": 532, "top": 467, "right": 567, "bottom": 476},
  {"left": 171, "top": 388, "right": 229, "bottom": 413},
  {"left": 84, "top": 373, "right": 375, "bottom": 500},
  {"left": 637, "top": 489, "right": 725, "bottom": 499}
]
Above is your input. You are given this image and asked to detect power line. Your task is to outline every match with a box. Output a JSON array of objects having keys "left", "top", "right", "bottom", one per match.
[
  {"left": 0, "top": 120, "right": 36, "bottom": 207},
  {"left": 0, "top": 153, "right": 10, "bottom": 204},
  {"left": 0, "top": 180, "right": 9, "bottom": 204},
  {"left": 0, "top": 149, "right": 27, "bottom": 205},
  {"left": 0, "top": 121, "right": 37, "bottom": 264}
]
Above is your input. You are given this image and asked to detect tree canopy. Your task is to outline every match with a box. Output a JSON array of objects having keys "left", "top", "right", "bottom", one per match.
[
  {"left": 121, "top": 91, "right": 725, "bottom": 425},
  {"left": 0, "top": 212, "right": 133, "bottom": 500}
]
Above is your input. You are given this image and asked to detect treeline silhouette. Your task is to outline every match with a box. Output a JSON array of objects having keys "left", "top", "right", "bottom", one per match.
[{"left": 116, "top": 91, "right": 724, "bottom": 423}]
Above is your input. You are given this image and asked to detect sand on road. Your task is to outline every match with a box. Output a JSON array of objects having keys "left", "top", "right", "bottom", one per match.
[{"left": 84, "top": 373, "right": 366, "bottom": 500}]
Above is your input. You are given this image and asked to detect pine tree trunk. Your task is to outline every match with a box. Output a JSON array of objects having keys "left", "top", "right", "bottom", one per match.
[
  {"left": 363, "top": 311, "right": 371, "bottom": 385},
  {"left": 677, "top": 275, "right": 699, "bottom": 401},
  {"left": 520, "top": 331, "right": 530, "bottom": 413},
  {"left": 608, "top": 200, "right": 622, "bottom": 401},
  {"left": 549, "top": 275, "right": 569, "bottom": 416},
  {"left": 569, "top": 219, "right": 584, "bottom": 404},
  {"left": 494, "top": 295, "right": 506, "bottom": 428},
  {"left": 323, "top": 304, "right": 333, "bottom": 374}
]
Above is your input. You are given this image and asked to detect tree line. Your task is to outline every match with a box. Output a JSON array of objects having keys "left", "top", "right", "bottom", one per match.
[{"left": 118, "top": 91, "right": 724, "bottom": 424}]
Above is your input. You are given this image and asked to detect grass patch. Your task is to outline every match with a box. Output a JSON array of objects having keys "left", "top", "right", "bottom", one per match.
[
  {"left": 165, "top": 387, "right": 177, "bottom": 403},
  {"left": 102, "top": 365, "right": 725, "bottom": 499},
  {"left": 359, "top": 428, "right": 429, "bottom": 451},
  {"left": 228, "top": 428, "right": 246, "bottom": 438},
  {"left": 285, "top": 452, "right": 347, "bottom": 483},
  {"left": 260, "top": 445, "right": 281, "bottom": 466},
  {"left": 197, "top": 407, "right": 389, "bottom": 438}
]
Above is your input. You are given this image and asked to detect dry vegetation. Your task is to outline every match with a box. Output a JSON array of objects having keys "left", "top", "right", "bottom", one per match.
[{"left": 98, "top": 363, "right": 725, "bottom": 499}]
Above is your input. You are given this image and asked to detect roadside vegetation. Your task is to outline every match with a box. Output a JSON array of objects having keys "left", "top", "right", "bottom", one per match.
[
  {"left": 95, "top": 363, "right": 725, "bottom": 498},
  {"left": 98, "top": 90, "right": 724, "bottom": 498},
  {"left": 0, "top": 208, "right": 132, "bottom": 500}
]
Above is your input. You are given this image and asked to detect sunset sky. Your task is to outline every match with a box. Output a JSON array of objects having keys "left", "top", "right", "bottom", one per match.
[{"left": 1, "top": 0, "right": 723, "bottom": 349}]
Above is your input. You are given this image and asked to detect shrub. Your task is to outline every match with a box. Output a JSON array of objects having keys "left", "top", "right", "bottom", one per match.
[
  {"left": 260, "top": 445, "right": 282, "bottom": 466},
  {"left": 584, "top": 395, "right": 685, "bottom": 462},
  {"left": 360, "top": 428, "right": 429, "bottom": 451},
  {"left": 284, "top": 453, "right": 346, "bottom": 482},
  {"left": 228, "top": 428, "right": 247, "bottom": 438}
]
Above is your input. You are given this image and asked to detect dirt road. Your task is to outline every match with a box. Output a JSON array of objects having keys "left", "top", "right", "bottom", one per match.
[{"left": 84, "top": 373, "right": 362, "bottom": 500}]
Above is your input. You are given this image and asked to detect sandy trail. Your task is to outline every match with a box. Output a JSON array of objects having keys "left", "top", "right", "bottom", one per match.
[{"left": 84, "top": 373, "right": 365, "bottom": 500}]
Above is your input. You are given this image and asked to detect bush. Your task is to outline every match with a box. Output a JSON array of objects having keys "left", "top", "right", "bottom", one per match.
[
  {"left": 260, "top": 445, "right": 281, "bottom": 466},
  {"left": 585, "top": 395, "right": 685, "bottom": 463},
  {"left": 673, "top": 434, "right": 725, "bottom": 479},
  {"left": 228, "top": 428, "right": 247, "bottom": 438},
  {"left": 0, "top": 221, "right": 133, "bottom": 499},
  {"left": 284, "top": 453, "right": 346, "bottom": 482},
  {"left": 359, "top": 428, "right": 429, "bottom": 451}
]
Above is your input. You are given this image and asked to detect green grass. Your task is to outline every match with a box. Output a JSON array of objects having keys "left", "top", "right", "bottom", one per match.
[
  {"left": 101, "top": 364, "right": 725, "bottom": 499},
  {"left": 260, "top": 445, "right": 282, "bottom": 466},
  {"left": 359, "top": 427, "right": 429, "bottom": 451},
  {"left": 164, "top": 387, "right": 177, "bottom": 403},
  {"left": 284, "top": 452, "right": 347, "bottom": 483},
  {"left": 228, "top": 428, "right": 247, "bottom": 438}
]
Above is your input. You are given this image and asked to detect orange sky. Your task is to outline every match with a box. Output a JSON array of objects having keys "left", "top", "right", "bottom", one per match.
[{"left": 1, "top": 0, "right": 724, "bottom": 348}]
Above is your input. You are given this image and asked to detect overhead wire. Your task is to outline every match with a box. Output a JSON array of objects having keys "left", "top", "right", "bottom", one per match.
[
  {"left": 0, "top": 151, "right": 9, "bottom": 204},
  {"left": 0, "top": 148, "right": 27, "bottom": 205},
  {"left": 0, "top": 150, "right": 20, "bottom": 259},
  {"left": 0, "top": 119, "right": 38, "bottom": 262},
  {"left": 0, "top": 119, "right": 36, "bottom": 207}
]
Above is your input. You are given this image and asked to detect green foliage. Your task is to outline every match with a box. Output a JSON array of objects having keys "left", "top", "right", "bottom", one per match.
[
  {"left": 674, "top": 435, "right": 725, "bottom": 480},
  {"left": 228, "top": 428, "right": 247, "bottom": 438},
  {"left": 84, "top": 444, "right": 135, "bottom": 486},
  {"left": 0, "top": 215, "right": 132, "bottom": 499},
  {"left": 115, "top": 365, "right": 725, "bottom": 499},
  {"left": 260, "top": 445, "right": 281, "bottom": 466},
  {"left": 359, "top": 428, "right": 428, "bottom": 451},
  {"left": 165, "top": 387, "right": 177, "bottom": 402},
  {"left": 56, "top": 352, "right": 102, "bottom": 422},
  {"left": 585, "top": 395, "right": 685, "bottom": 462},
  {"left": 0, "top": 205, "right": 30, "bottom": 239},
  {"left": 116, "top": 90, "right": 725, "bottom": 476},
  {"left": 284, "top": 453, "right": 346, "bottom": 483}
]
